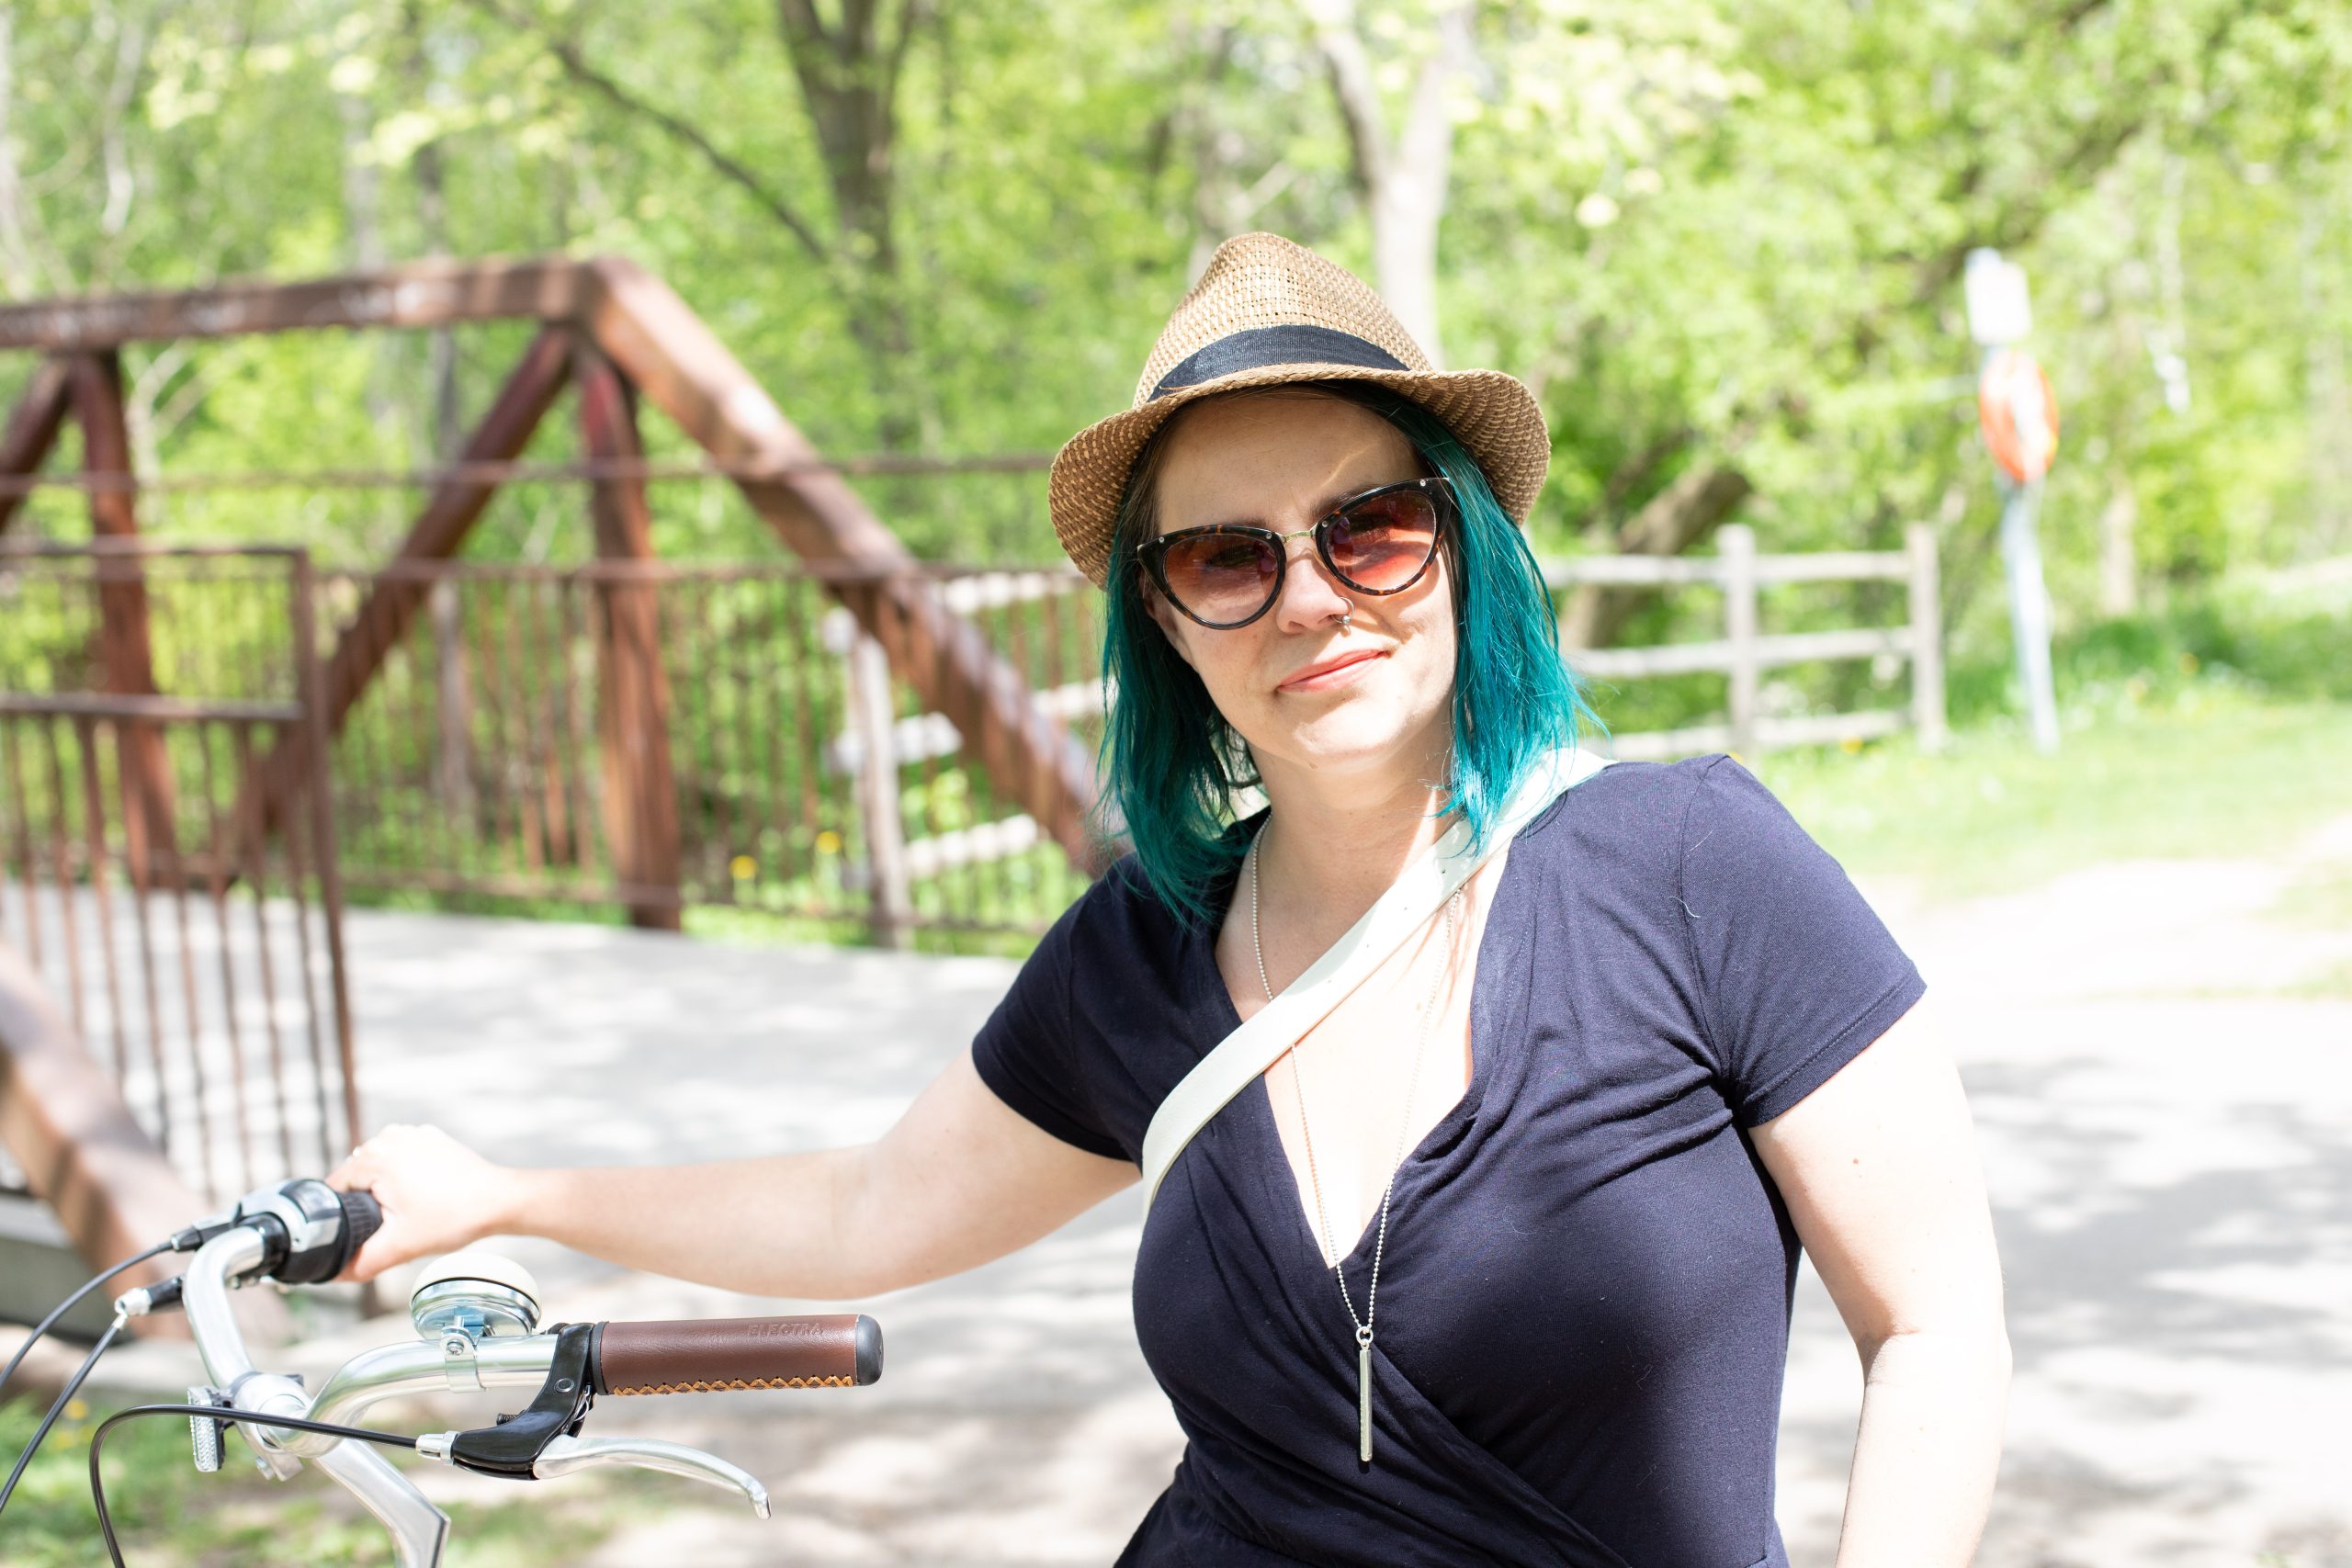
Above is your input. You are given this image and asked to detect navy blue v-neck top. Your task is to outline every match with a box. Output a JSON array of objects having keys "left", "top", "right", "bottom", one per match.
[{"left": 972, "top": 755, "right": 1926, "bottom": 1568}]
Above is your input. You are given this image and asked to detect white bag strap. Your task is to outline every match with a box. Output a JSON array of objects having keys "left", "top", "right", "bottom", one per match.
[{"left": 1138, "top": 746, "right": 1613, "bottom": 1214}]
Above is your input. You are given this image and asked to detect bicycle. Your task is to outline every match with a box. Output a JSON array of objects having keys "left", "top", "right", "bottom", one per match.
[{"left": 0, "top": 1176, "right": 883, "bottom": 1566}]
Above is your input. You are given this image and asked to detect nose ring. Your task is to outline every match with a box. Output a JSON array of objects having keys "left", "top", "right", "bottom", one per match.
[{"left": 1337, "top": 600, "right": 1353, "bottom": 633}]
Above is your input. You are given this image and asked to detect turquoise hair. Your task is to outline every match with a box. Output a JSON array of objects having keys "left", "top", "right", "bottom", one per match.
[{"left": 1096, "top": 381, "right": 1598, "bottom": 928}]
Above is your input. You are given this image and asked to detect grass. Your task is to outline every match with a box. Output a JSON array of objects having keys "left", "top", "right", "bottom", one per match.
[
  {"left": 2281, "top": 959, "right": 2352, "bottom": 998},
  {"left": 0, "top": 1393, "right": 659, "bottom": 1567},
  {"left": 2083, "top": 960, "right": 2352, "bottom": 1002},
  {"left": 1747, "top": 691, "right": 2352, "bottom": 903},
  {"left": 2267, "top": 863, "right": 2352, "bottom": 931}
]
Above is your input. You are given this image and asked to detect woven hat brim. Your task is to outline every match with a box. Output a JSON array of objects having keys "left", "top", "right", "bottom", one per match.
[{"left": 1049, "top": 363, "right": 1550, "bottom": 589}]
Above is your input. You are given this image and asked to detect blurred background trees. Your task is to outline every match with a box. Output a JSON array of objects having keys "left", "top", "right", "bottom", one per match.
[{"left": 2, "top": 0, "right": 2347, "bottom": 716}]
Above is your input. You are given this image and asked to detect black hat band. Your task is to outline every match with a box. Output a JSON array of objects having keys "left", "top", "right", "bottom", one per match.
[{"left": 1148, "top": 324, "right": 1410, "bottom": 400}]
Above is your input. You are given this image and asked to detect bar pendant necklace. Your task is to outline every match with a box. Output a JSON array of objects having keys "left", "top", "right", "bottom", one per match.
[{"left": 1250, "top": 828, "right": 1460, "bottom": 1465}]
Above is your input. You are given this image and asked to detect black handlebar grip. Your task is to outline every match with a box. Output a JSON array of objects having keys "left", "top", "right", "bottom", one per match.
[
  {"left": 337, "top": 1189, "right": 383, "bottom": 1272},
  {"left": 589, "top": 1314, "right": 883, "bottom": 1394}
]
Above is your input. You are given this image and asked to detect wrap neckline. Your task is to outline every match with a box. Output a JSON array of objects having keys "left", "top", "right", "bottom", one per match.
[{"left": 1189, "top": 836, "right": 1533, "bottom": 1274}]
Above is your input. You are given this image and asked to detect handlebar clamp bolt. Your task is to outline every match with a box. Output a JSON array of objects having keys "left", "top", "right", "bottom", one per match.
[{"left": 442, "top": 1330, "right": 482, "bottom": 1392}]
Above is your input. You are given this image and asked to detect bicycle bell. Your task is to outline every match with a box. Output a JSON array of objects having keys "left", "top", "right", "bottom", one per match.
[{"left": 410, "top": 1250, "right": 545, "bottom": 1342}]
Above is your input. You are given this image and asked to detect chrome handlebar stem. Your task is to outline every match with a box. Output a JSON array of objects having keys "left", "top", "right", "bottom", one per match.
[
  {"left": 283, "top": 1336, "right": 559, "bottom": 1457},
  {"left": 182, "top": 1228, "right": 269, "bottom": 1390},
  {"left": 181, "top": 1227, "right": 446, "bottom": 1561},
  {"left": 309, "top": 1442, "right": 452, "bottom": 1568}
]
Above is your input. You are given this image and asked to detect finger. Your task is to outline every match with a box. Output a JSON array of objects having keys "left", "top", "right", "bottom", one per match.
[{"left": 344, "top": 1226, "right": 397, "bottom": 1285}]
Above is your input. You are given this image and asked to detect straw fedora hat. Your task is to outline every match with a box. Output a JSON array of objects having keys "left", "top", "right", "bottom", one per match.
[{"left": 1049, "top": 231, "right": 1550, "bottom": 588}]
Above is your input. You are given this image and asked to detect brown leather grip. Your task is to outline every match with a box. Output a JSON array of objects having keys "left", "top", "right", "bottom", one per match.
[{"left": 589, "top": 1314, "right": 882, "bottom": 1394}]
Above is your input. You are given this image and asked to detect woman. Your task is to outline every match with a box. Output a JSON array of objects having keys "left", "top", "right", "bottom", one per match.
[{"left": 334, "top": 233, "right": 2009, "bottom": 1567}]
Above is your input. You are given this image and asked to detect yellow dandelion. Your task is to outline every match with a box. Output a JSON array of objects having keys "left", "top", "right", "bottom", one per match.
[
  {"left": 729, "top": 854, "right": 756, "bottom": 881},
  {"left": 815, "top": 829, "right": 842, "bottom": 855}
]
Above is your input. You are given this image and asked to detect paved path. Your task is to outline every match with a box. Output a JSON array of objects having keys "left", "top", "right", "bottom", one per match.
[
  {"left": 35, "top": 818, "right": 2352, "bottom": 1565},
  {"left": 1780, "top": 818, "right": 2352, "bottom": 1568}
]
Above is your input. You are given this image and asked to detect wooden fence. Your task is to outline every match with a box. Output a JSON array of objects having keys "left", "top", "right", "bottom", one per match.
[
  {"left": 1546, "top": 523, "right": 1946, "bottom": 760},
  {"left": 295, "top": 560, "right": 1102, "bottom": 947}
]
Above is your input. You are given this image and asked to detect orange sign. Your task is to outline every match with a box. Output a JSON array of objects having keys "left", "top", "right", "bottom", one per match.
[{"left": 1978, "top": 348, "right": 2060, "bottom": 484}]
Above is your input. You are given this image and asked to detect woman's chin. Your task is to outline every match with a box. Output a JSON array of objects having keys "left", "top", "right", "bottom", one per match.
[{"left": 1254, "top": 706, "right": 1447, "bottom": 780}]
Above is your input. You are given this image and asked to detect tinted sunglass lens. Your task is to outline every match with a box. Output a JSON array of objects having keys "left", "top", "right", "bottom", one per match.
[
  {"left": 1327, "top": 491, "right": 1439, "bottom": 592},
  {"left": 1161, "top": 532, "right": 1280, "bottom": 623}
]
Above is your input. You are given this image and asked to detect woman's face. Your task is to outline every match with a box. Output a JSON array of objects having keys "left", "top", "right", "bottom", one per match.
[{"left": 1143, "top": 391, "right": 1457, "bottom": 789}]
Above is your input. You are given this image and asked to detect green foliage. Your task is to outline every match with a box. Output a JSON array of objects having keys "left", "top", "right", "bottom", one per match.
[
  {"left": 4, "top": 0, "right": 2349, "bottom": 945},
  {"left": 1939, "top": 565, "right": 2352, "bottom": 728},
  {"left": 1, "top": 0, "right": 2346, "bottom": 592}
]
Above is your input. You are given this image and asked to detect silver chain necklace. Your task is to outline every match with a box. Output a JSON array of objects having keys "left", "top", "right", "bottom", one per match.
[{"left": 1248, "top": 822, "right": 1459, "bottom": 1465}]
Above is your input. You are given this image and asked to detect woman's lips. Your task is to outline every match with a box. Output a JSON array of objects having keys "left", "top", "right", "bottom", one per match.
[{"left": 1278, "top": 649, "right": 1384, "bottom": 693}]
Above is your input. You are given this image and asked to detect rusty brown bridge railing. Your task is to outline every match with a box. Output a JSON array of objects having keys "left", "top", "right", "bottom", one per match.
[
  {"left": 0, "top": 544, "right": 358, "bottom": 1292},
  {"left": 308, "top": 558, "right": 1107, "bottom": 944}
]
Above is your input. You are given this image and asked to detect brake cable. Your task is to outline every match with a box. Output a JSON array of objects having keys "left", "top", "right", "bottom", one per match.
[
  {"left": 0, "top": 1242, "right": 172, "bottom": 1403},
  {"left": 0, "top": 1310, "right": 128, "bottom": 1520},
  {"left": 86, "top": 1405, "right": 420, "bottom": 1568}
]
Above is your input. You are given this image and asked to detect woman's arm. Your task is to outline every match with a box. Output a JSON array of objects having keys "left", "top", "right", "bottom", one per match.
[
  {"left": 328, "top": 1050, "right": 1138, "bottom": 1298},
  {"left": 1748, "top": 998, "right": 2010, "bottom": 1568}
]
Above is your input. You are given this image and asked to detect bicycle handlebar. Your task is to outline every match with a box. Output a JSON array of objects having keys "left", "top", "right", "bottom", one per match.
[
  {"left": 147, "top": 1186, "right": 882, "bottom": 1566},
  {"left": 590, "top": 1314, "right": 882, "bottom": 1394}
]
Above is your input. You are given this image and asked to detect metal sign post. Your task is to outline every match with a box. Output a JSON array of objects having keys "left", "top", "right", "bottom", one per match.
[
  {"left": 1967, "top": 249, "right": 2063, "bottom": 753},
  {"left": 1995, "top": 476, "right": 2060, "bottom": 752}
]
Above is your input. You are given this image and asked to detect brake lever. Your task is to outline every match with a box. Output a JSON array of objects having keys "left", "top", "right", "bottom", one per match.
[
  {"left": 424, "top": 1322, "right": 598, "bottom": 1481},
  {"left": 528, "top": 1434, "right": 772, "bottom": 1518},
  {"left": 407, "top": 1321, "right": 772, "bottom": 1518}
]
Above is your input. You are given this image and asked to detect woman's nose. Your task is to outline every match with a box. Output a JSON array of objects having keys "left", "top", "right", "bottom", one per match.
[{"left": 1271, "top": 539, "right": 1354, "bottom": 632}]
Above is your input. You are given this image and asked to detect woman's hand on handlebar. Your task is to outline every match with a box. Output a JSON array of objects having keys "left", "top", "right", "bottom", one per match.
[{"left": 327, "top": 1123, "right": 514, "bottom": 1283}]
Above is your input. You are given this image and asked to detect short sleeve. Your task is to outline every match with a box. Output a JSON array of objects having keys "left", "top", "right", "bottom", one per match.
[
  {"left": 969, "top": 897, "right": 1128, "bottom": 1162},
  {"left": 1677, "top": 755, "right": 1926, "bottom": 1125}
]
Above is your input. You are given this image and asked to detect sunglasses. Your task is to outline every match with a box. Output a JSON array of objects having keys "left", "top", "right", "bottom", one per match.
[{"left": 1136, "top": 476, "right": 1454, "bottom": 629}]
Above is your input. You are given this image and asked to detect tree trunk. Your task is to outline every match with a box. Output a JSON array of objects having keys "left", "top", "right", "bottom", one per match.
[
  {"left": 1307, "top": 0, "right": 1474, "bottom": 366},
  {"left": 2098, "top": 468, "right": 2139, "bottom": 617},
  {"left": 404, "top": 0, "right": 462, "bottom": 460},
  {"left": 775, "top": 0, "right": 928, "bottom": 448},
  {"left": 2299, "top": 169, "right": 2351, "bottom": 553},
  {"left": 1559, "top": 464, "right": 1754, "bottom": 649},
  {"left": 1176, "top": 26, "right": 1299, "bottom": 282},
  {"left": 337, "top": 90, "right": 405, "bottom": 456},
  {"left": 0, "top": 10, "right": 56, "bottom": 297},
  {"left": 492, "top": 0, "right": 933, "bottom": 449}
]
